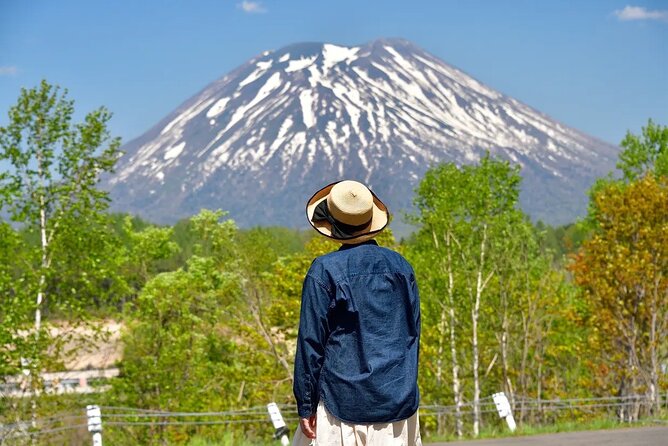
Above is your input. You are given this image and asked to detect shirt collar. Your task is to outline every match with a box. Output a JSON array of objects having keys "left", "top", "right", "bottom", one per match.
[{"left": 338, "top": 239, "right": 379, "bottom": 251}]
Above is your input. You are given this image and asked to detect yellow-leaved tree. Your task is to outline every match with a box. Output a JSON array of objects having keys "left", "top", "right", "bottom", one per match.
[{"left": 570, "top": 120, "right": 668, "bottom": 420}]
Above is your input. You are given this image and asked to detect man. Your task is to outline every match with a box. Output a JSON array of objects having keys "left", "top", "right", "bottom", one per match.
[{"left": 292, "top": 180, "right": 422, "bottom": 446}]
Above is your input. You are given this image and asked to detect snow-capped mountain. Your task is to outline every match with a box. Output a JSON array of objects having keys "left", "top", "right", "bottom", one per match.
[{"left": 104, "top": 38, "right": 619, "bottom": 229}]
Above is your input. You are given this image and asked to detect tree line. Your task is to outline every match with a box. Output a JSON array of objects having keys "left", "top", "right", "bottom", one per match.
[{"left": 1, "top": 81, "right": 666, "bottom": 444}]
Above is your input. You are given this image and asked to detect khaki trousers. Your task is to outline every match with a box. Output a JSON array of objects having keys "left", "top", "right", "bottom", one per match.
[{"left": 291, "top": 403, "right": 422, "bottom": 446}]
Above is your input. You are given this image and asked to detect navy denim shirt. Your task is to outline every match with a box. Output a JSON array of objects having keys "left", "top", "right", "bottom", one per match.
[{"left": 293, "top": 240, "right": 420, "bottom": 423}]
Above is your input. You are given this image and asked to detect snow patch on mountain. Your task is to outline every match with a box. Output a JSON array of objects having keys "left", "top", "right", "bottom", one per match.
[
  {"left": 164, "top": 142, "right": 186, "bottom": 160},
  {"left": 299, "top": 89, "right": 315, "bottom": 128},
  {"left": 322, "top": 44, "right": 359, "bottom": 72},
  {"left": 286, "top": 56, "right": 317, "bottom": 72},
  {"left": 206, "top": 97, "right": 230, "bottom": 118}
]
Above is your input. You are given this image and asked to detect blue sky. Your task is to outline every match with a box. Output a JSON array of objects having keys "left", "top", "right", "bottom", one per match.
[{"left": 1, "top": 0, "right": 666, "bottom": 145}]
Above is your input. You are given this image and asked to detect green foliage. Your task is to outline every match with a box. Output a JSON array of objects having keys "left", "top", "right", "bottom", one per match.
[
  {"left": 617, "top": 119, "right": 668, "bottom": 182},
  {"left": 0, "top": 80, "right": 120, "bottom": 225},
  {"left": 535, "top": 221, "right": 589, "bottom": 262},
  {"left": 119, "top": 215, "right": 180, "bottom": 291},
  {"left": 408, "top": 154, "right": 590, "bottom": 436},
  {"left": 586, "top": 119, "right": 667, "bottom": 227},
  {"left": 0, "top": 80, "right": 122, "bottom": 380},
  {"left": 107, "top": 210, "right": 320, "bottom": 444},
  {"left": 0, "top": 222, "right": 34, "bottom": 377},
  {"left": 236, "top": 226, "right": 308, "bottom": 276},
  {"left": 110, "top": 210, "right": 249, "bottom": 443},
  {"left": 410, "top": 156, "right": 522, "bottom": 426}
]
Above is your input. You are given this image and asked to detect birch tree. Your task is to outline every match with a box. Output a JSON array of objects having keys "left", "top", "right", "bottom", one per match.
[
  {"left": 0, "top": 80, "right": 121, "bottom": 376},
  {"left": 408, "top": 221, "right": 465, "bottom": 437},
  {"left": 411, "top": 155, "right": 524, "bottom": 436}
]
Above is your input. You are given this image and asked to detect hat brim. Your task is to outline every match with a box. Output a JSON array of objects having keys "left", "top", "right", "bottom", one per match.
[{"left": 306, "top": 181, "right": 390, "bottom": 244}]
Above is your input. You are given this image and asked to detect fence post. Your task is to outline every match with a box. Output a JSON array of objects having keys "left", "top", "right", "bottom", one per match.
[
  {"left": 267, "top": 402, "right": 290, "bottom": 445},
  {"left": 492, "top": 392, "right": 517, "bottom": 432},
  {"left": 86, "top": 405, "right": 102, "bottom": 446}
]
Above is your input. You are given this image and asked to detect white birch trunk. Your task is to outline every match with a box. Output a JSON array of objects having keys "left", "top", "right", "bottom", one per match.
[
  {"left": 36, "top": 206, "right": 47, "bottom": 335},
  {"left": 472, "top": 303, "right": 480, "bottom": 437},
  {"left": 435, "top": 300, "right": 446, "bottom": 435},
  {"left": 649, "top": 275, "right": 661, "bottom": 414},
  {"left": 450, "top": 305, "right": 463, "bottom": 438},
  {"left": 471, "top": 223, "right": 489, "bottom": 437},
  {"left": 650, "top": 307, "right": 658, "bottom": 414},
  {"left": 30, "top": 149, "right": 50, "bottom": 432},
  {"left": 445, "top": 231, "right": 463, "bottom": 438},
  {"left": 35, "top": 150, "right": 48, "bottom": 338},
  {"left": 432, "top": 229, "right": 463, "bottom": 437},
  {"left": 432, "top": 231, "right": 446, "bottom": 435},
  {"left": 500, "top": 310, "right": 515, "bottom": 410}
]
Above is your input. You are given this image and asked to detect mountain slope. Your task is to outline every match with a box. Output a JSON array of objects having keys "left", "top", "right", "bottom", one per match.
[{"left": 104, "top": 38, "right": 618, "bottom": 229}]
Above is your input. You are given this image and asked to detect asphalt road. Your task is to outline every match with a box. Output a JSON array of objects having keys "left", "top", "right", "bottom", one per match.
[{"left": 427, "top": 426, "right": 668, "bottom": 446}]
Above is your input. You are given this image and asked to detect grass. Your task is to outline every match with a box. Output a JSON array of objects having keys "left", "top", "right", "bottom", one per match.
[{"left": 186, "top": 433, "right": 276, "bottom": 446}]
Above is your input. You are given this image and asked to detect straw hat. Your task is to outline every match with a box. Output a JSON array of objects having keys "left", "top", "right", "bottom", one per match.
[{"left": 306, "top": 180, "right": 390, "bottom": 244}]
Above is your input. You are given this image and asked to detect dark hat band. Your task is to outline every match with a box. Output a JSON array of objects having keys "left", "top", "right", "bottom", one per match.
[{"left": 311, "top": 200, "right": 372, "bottom": 240}]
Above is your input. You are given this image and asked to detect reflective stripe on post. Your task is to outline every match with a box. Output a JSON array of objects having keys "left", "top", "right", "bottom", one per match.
[
  {"left": 492, "top": 392, "right": 517, "bottom": 432},
  {"left": 267, "top": 402, "right": 290, "bottom": 446},
  {"left": 86, "top": 404, "right": 103, "bottom": 446}
]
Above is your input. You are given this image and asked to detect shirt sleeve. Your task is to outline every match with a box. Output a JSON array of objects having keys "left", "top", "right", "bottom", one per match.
[{"left": 293, "top": 272, "right": 331, "bottom": 418}]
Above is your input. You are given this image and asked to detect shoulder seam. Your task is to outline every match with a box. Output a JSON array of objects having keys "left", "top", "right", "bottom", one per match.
[
  {"left": 305, "top": 273, "right": 333, "bottom": 295},
  {"left": 334, "top": 270, "right": 412, "bottom": 287}
]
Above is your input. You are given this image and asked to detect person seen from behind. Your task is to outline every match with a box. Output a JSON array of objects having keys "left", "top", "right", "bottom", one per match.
[{"left": 292, "top": 180, "right": 422, "bottom": 446}]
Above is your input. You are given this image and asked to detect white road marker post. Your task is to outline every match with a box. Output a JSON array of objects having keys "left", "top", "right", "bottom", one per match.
[
  {"left": 492, "top": 392, "right": 517, "bottom": 432},
  {"left": 86, "top": 404, "right": 103, "bottom": 446},
  {"left": 267, "top": 402, "right": 290, "bottom": 446}
]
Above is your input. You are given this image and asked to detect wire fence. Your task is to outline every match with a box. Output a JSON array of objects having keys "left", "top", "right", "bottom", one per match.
[
  {"left": 0, "top": 404, "right": 300, "bottom": 445},
  {"left": 420, "top": 394, "right": 668, "bottom": 418},
  {"left": 1, "top": 394, "right": 667, "bottom": 445},
  {"left": 418, "top": 393, "right": 668, "bottom": 438}
]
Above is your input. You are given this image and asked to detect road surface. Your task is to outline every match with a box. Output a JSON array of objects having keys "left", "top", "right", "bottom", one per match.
[{"left": 427, "top": 426, "right": 668, "bottom": 446}]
